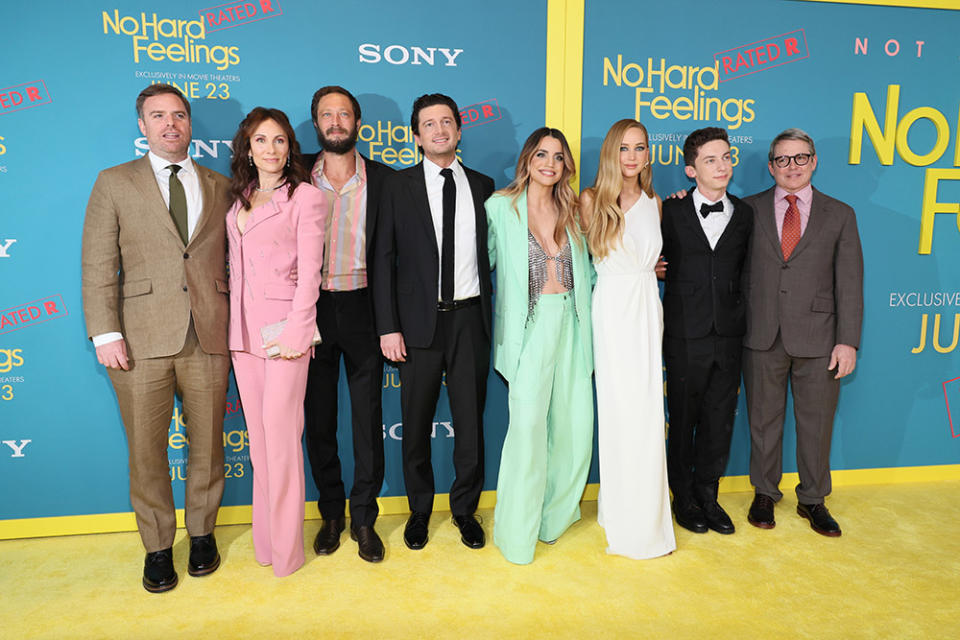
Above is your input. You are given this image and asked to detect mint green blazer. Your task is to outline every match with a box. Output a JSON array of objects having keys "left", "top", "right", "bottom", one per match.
[{"left": 485, "top": 190, "right": 594, "bottom": 383}]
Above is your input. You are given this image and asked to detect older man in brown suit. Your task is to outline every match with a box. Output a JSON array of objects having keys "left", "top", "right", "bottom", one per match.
[
  {"left": 82, "top": 84, "right": 232, "bottom": 592},
  {"left": 742, "top": 128, "right": 863, "bottom": 537}
]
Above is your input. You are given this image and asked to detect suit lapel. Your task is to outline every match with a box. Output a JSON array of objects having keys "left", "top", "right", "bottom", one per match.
[
  {"left": 242, "top": 185, "right": 287, "bottom": 235},
  {"left": 682, "top": 193, "right": 712, "bottom": 250},
  {"left": 714, "top": 198, "right": 745, "bottom": 251},
  {"left": 132, "top": 155, "right": 184, "bottom": 247},
  {"left": 754, "top": 188, "right": 782, "bottom": 260},
  {"left": 408, "top": 163, "right": 437, "bottom": 249},
  {"left": 189, "top": 162, "right": 220, "bottom": 247}
]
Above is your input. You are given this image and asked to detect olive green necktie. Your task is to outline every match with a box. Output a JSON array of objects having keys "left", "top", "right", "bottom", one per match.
[{"left": 167, "top": 164, "right": 189, "bottom": 245}]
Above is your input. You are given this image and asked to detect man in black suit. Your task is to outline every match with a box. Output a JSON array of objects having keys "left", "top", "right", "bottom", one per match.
[
  {"left": 373, "top": 93, "right": 494, "bottom": 551},
  {"left": 661, "top": 127, "right": 753, "bottom": 535},
  {"left": 302, "top": 86, "right": 393, "bottom": 563}
]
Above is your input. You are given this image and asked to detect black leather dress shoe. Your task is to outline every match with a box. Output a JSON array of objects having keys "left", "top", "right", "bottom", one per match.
[
  {"left": 350, "top": 525, "right": 385, "bottom": 563},
  {"left": 188, "top": 534, "right": 221, "bottom": 577},
  {"left": 404, "top": 512, "right": 430, "bottom": 550},
  {"left": 673, "top": 501, "right": 708, "bottom": 533},
  {"left": 748, "top": 494, "right": 776, "bottom": 529},
  {"left": 143, "top": 548, "right": 178, "bottom": 593},
  {"left": 452, "top": 515, "right": 485, "bottom": 549},
  {"left": 797, "top": 502, "right": 842, "bottom": 537},
  {"left": 701, "top": 501, "right": 735, "bottom": 534},
  {"left": 313, "top": 516, "right": 346, "bottom": 555}
]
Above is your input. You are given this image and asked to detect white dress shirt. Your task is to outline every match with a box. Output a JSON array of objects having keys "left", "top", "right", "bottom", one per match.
[
  {"left": 691, "top": 188, "right": 733, "bottom": 250},
  {"left": 93, "top": 152, "right": 205, "bottom": 348},
  {"left": 422, "top": 156, "right": 480, "bottom": 301}
]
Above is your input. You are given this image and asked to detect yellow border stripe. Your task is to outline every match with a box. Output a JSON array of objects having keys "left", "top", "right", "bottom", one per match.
[
  {"left": 545, "top": 0, "right": 585, "bottom": 191},
  {"left": 3, "top": 464, "right": 959, "bottom": 540},
  {"left": 796, "top": 0, "right": 960, "bottom": 9}
]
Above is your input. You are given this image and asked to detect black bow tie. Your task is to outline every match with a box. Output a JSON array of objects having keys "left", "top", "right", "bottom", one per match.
[{"left": 700, "top": 201, "right": 724, "bottom": 218}]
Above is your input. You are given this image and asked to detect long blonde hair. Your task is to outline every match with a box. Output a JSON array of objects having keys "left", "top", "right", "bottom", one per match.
[
  {"left": 583, "top": 119, "right": 655, "bottom": 259},
  {"left": 496, "top": 127, "right": 581, "bottom": 247}
]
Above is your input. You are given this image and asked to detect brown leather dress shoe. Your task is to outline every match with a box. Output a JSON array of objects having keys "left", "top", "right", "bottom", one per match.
[
  {"left": 797, "top": 503, "right": 842, "bottom": 537},
  {"left": 188, "top": 534, "right": 221, "bottom": 577},
  {"left": 313, "top": 516, "right": 346, "bottom": 555},
  {"left": 748, "top": 494, "right": 776, "bottom": 529},
  {"left": 350, "top": 525, "right": 385, "bottom": 563},
  {"left": 143, "top": 548, "right": 178, "bottom": 593},
  {"left": 452, "top": 514, "right": 485, "bottom": 549}
]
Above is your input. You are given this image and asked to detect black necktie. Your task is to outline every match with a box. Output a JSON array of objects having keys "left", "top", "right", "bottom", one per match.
[
  {"left": 440, "top": 167, "right": 456, "bottom": 303},
  {"left": 167, "top": 164, "right": 189, "bottom": 244},
  {"left": 699, "top": 201, "right": 723, "bottom": 218}
]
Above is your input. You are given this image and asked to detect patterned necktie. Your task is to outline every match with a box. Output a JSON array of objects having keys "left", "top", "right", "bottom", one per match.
[
  {"left": 168, "top": 164, "right": 189, "bottom": 245},
  {"left": 781, "top": 194, "right": 801, "bottom": 260},
  {"left": 440, "top": 167, "right": 456, "bottom": 303}
]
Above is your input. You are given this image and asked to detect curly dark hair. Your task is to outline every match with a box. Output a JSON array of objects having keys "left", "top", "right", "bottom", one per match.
[
  {"left": 682, "top": 127, "right": 729, "bottom": 166},
  {"left": 229, "top": 107, "right": 311, "bottom": 210}
]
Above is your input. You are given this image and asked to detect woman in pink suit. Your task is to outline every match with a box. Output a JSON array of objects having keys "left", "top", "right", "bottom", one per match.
[{"left": 227, "top": 107, "right": 325, "bottom": 576}]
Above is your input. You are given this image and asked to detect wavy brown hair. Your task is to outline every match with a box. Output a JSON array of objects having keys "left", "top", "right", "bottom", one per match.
[
  {"left": 229, "top": 107, "right": 311, "bottom": 210},
  {"left": 583, "top": 119, "right": 656, "bottom": 259},
  {"left": 496, "top": 127, "right": 580, "bottom": 247}
]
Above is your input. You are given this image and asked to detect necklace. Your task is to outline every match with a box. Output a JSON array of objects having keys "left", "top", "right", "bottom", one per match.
[{"left": 255, "top": 182, "right": 285, "bottom": 192}]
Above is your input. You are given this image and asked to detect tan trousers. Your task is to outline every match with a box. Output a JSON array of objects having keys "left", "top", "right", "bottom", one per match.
[{"left": 108, "top": 323, "right": 230, "bottom": 552}]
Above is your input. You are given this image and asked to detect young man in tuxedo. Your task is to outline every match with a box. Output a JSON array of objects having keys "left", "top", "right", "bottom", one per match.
[
  {"left": 373, "top": 93, "right": 494, "bottom": 551},
  {"left": 301, "top": 86, "right": 394, "bottom": 563},
  {"left": 742, "top": 128, "right": 862, "bottom": 537},
  {"left": 81, "top": 84, "right": 231, "bottom": 592},
  {"left": 661, "top": 127, "right": 753, "bottom": 535}
]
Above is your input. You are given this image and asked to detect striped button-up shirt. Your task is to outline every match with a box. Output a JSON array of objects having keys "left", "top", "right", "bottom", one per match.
[{"left": 312, "top": 151, "right": 368, "bottom": 291}]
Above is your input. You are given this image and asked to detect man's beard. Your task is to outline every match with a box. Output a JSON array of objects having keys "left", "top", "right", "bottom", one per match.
[{"left": 318, "top": 125, "right": 358, "bottom": 154}]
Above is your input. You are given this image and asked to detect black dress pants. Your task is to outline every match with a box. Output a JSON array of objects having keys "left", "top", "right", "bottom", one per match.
[
  {"left": 664, "top": 331, "right": 742, "bottom": 506},
  {"left": 304, "top": 288, "right": 384, "bottom": 527},
  {"left": 399, "top": 304, "right": 489, "bottom": 516}
]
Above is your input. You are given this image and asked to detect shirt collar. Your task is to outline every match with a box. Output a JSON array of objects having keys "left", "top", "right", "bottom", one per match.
[
  {"left": 312, "top": 149, "right": 366, "bottom": 184},
  {"left": 423, "top": 155, "right": 461, "bottom": 180},
  {"left": 775, "top": 183, "right": 813, "bottom": 206},
  {"left": 147, "top": 151, "right": 193, "bottom": 177},
  {"left": 691, "top": 187, "right": 729, "bottom": 212}
]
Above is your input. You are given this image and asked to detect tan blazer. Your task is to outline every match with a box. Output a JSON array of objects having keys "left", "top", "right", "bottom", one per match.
[
  {"left": 82, "top": 155, "right": 232, "bottom": 359},
  {"left": 742, "top": 186, "right": 863, "bottom": 358}
]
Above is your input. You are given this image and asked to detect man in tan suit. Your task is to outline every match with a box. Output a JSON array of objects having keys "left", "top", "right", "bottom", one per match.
[
  {"left": 742, "top": 128, "right": 863, "bottom": 537},
  {"left": 82, "top": 84, "right": 232, "bottom": 592}
]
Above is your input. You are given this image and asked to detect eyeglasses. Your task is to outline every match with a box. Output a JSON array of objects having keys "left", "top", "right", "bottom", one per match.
[{"left": 772, "top": 153, "right": 813, "bottom": 168}]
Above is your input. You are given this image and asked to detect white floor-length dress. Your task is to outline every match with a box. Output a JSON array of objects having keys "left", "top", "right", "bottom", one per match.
[{"left": 593, "top": 192, "right": 676, "bottom": 559}]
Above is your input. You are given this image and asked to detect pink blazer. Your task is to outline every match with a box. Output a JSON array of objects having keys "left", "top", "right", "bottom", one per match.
[{"left": 226, "top": 182, "right": 326, "bottom": 357}]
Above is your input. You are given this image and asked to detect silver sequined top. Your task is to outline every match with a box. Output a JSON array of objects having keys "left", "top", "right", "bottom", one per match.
[{"left": 528, "top": 230, "right": 574, "bottom": 319}]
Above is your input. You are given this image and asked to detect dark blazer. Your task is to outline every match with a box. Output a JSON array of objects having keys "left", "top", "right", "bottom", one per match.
[
  {"left": 661, "top": 190, "right": 753, "bottom": 339},
  {"left": 742, "top": 186, "right": 863, "bottom": 357},
  {"left": 373, "top": 161, "right": 495, "bottom": 348}
]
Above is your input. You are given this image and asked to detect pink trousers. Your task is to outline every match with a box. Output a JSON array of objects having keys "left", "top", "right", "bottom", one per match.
[{"left": 231, "top": 350, "right": 310, "bottom": 577}]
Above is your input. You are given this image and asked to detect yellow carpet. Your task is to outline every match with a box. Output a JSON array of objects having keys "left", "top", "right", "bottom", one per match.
[{"left": 2, "top": 482, "right": 959, "bottom": 639}]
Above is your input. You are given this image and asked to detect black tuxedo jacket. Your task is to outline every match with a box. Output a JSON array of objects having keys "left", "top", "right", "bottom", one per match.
[
  {"left": 373, "top": 160, "right": 495, "bottom": 348},
  {"left": 661, "top": 190, "right": 753, "bottom": 339}
]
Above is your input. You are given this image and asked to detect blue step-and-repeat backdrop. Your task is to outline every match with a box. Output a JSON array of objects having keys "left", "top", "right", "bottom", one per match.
[{"left": 2, "top": 0, "right": 959, "bottom": 527}]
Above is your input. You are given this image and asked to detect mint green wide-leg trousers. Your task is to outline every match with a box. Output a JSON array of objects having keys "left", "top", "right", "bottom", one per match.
[{"left": 493, "top": 291, "right": 594, "bottom": 564}]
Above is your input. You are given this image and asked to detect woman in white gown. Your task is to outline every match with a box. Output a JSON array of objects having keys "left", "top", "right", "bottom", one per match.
[{"left": 580, "top": 119, "right": 676, "bottom": 559}]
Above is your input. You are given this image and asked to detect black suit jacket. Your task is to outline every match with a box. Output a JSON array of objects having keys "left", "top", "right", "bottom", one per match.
[
  {"left": 301, "top": 152, "right": 393, "bottom": 315},
  {"left": 661, "top": 190, "right": 753, "bottom": 339},
  {"left": 373, "top": 161, "right": 495, "bottom": 348}
]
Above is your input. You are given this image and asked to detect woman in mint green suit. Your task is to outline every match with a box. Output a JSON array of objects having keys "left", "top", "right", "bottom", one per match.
[{"left": 486, "top": 127, "right": 594, "bottom": 565}]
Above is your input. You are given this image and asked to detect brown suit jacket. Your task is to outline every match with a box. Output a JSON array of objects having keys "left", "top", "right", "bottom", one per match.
[
  {"left": 82, "top": 155, "right": 231, "bottom": 359},
  {"left": 742, "top": 186, "right": 863, "bottom": 358}
]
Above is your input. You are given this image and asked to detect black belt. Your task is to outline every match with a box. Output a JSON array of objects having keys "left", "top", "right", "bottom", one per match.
[{"left": 437, "top": 296, "right": 481, "bottom": 312}]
